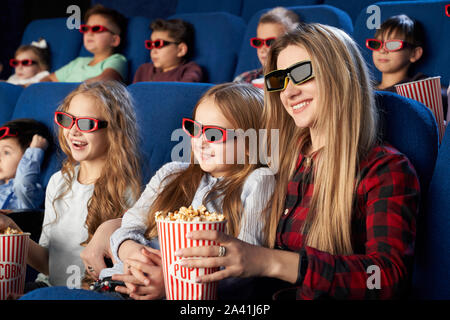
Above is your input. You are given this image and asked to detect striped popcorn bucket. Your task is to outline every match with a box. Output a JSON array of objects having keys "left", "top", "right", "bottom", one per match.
[
  {"left": 251, "top": 78, "right": 264, "bottom": 89},
  {"left": 395, "top": 76, "right": 445, "bottom": 142},
  {"left": 0, "top": 233, "right": 30, "bottom": 300},
  {"left": 157, "top": 220, "right": 227, "bottom": 300}
]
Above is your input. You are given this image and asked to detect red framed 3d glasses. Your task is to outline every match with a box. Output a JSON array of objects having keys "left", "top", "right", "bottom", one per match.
[
  {"left": 144, "top": 39, "right": 179, "bottom": 50},
  {"left": 365, "top": 39, "right": 410, "bottom": 52},
  {"left": 0, "top": 127, "right": 18, "bottom": 140},
  {"left": 182, "top": 118, "right": 233, "bottom": 143},
  {"left": 79, "top": 24, "right": 115, "bottom": 34},
  {"left": 54, "top": 111, "right": 108, "bottom": 133},
  {"left": 9, "top": 59, "right": 37, "bottom": 67},
  {"left": 446, "top": 4, "right": 450, "bottom": 17},
  {"left": 250, "top": 37, "right": 276, "bottom": 48}
]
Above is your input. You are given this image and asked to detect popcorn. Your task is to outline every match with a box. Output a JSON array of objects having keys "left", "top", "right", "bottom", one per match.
[
  {"left": 1, "top": 227, "right": 23, "bottom": 235},
  {"left": 156, "top": 205, "right": 227, "bottom": 300},
  {"left": 155, "top": 205, "right": 225, "bottom": 222}
]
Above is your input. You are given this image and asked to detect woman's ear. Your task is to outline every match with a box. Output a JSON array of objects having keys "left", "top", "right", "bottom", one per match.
[
  {"left": 409, "top": 46, "right": 423, "bottom": 63},
  {"left": 176, "top": 42, "right": 188, "bottom": 58}
]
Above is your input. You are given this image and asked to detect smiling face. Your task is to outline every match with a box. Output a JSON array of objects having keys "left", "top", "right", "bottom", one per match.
[
  {"left": 63, "top": 93, "right": 109, "bottom": 166},
  {"left": 83, "top": 14, "right": 120, "bottom": 55},
  {"left": 14, "top": 50, "right": 42, "bottom": 80},
  {"left": 277, "top": 45, "right": 318, "bottom": 130},
  {"left": 191, "top": 97, "right": 236, "bottom": 177},
  {"left": 256, "top": 22, "right": 286, "bottom": 67},
  {"left": 0, "top": 138, "right": 24, "bottom": 183}
]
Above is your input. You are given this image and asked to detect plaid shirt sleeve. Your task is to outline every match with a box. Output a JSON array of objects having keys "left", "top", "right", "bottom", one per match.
[
  {"left": 233, "top": 68, "right": 263, "bottom": 83},
  {"left": 277, "top": 145, "right": 420, "bottom": 299}
]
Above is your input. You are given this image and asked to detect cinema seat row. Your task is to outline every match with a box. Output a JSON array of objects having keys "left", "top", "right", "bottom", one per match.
[{"left": 19, "top": 1, "right": 450, "bottom": 85}]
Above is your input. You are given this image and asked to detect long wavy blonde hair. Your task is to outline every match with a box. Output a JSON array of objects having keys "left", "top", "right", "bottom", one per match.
[
  {"left": 54, "top": 81, "right": 142, "bottom": 246},
  {"left": 145, "top": 83, "right": 270, "bottom": 244},
  {"left": 263, "top": 24, "right": 379, "bottom": 254}
]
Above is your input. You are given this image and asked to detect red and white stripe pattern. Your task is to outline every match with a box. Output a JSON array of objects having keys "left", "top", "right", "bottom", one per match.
[
  {"left": 395, "top": 76, "right": 445, "bottom": 142},
  {"left": 0, "top": 233, "right": 30, "bottom": 300},
  {"left": 157, "top": 220, "right": 226, "bottom": 300}
]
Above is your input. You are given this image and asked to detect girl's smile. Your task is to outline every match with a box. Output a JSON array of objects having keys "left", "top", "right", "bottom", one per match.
[{"left": 63, "top": 93, "right": 109, "bottom": 166}]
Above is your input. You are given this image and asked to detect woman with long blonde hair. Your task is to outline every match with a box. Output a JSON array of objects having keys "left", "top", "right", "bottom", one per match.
[
  {"left": 177, "top": 24, "right": 421, "bottom": 299},
  {"left": 0, "top": 81, "right": 142, "bottom": 289}
]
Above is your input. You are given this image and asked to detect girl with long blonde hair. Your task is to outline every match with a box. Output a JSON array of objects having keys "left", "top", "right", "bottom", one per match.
[
  {"left": 177, "top": 24, "right": 421, "bottom": 300},
  {"left": 0, "top": 81, "right": 142, "bottom": 289}
]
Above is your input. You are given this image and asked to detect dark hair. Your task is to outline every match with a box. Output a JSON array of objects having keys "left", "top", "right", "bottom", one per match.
[
  {"left": 150, "top": 18, "right": 195, "bottom": 60},
  {"left": 84, "top": 4, "right": 127, "bottom": 52},
  {"left": 2, "top": 118, "right": 53, "bottom": 152},
  {"left": 16, "top": 39, "right": 51, "bottom": 71},
  {"left": 375, "top": 14, "right": 425, "bottom": 48}
]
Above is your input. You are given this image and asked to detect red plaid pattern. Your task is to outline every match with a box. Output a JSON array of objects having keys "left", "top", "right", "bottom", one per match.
[
  {"left": 233, "top": 68, "right": 263, "bottom": 84},
  {"left": 275, "top": 144, "right": 420, "bottom": 299}
]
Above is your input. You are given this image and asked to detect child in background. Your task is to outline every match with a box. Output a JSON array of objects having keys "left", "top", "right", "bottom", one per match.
[
  {"left": 132, "top": 18, "right": 203, "bottom": 83},
  {"left": 0, "top": 81, "right": 142, "bottom": 290},
  {"left": 367, "top": 15, "right": 425, "bottom": 91},
  {"left": 367, "top": 14, "right": 448, "bottom": 117},
  {"left": 41, "top": 4, "right": 128, "bottom": 83},
  {"left": 0, "top": 119, "right": 51, "bottom": 209},
  {"left": 5, "top": 38, "right": 50, "bottom": 87},
  {"left": 234, "top": 7, "right": 300, "bottom": 84}
]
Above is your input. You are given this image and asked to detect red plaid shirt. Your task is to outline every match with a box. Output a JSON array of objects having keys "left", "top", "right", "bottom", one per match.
[{"left": 275, "top": 144, "right": 420, "bottom": 299}]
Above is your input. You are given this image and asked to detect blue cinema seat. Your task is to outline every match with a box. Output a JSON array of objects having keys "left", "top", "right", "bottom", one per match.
[
  {"left": 175, "top": 0, "right": 243, "bottom": 16},
  {"left": 412, "top": 127, "right": 450, "bottom": 299},
  {"left": 166, "top": 12, "right": 246, "bottom": 83},
  {"left": 240, "top": 0, "right": 320, "bottom": 22},
  {"left": 128, "top": 82, "right": 213, "bottom": 181},
  {"left": 78, "top": 16, "right": 151, "bottom": 84},
  {"left": 234, "top": 5, "right": 353, "bottom": 79},
  {"left": 375, "top": 91, "right": 439, "bottom": 299},
  {"left": 91, "top": 0, "right": 177, "bottom": 20},
  {"left": 21, "top": 18, "right": 83, "bottom": 72},
  {"left": 375, "top": 91, "right": 438, "bottom": 195},
  {"left": 11, "top": 82, "right": 80, "bottom": 188},
  {"left": 353, "top": 0, "right": 450, "bottom": 86},
  {"left": 0, "top": 82, "right": 23, "bottom": 125},
  {"left": 323, "top": 0, "right": 414, "bottom": 25}
]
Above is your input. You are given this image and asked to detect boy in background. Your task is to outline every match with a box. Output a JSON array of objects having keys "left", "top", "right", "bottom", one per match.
[{"left": 133, "top": 18, "right": 203, "bottom": 83}]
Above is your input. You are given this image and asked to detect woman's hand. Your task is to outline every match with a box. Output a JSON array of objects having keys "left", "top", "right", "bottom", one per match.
[
  {"left": 80, "top": 218, "right": 121, "bottom": 279},
  {"left": 112, "top": 247, "right": 165, "bottom": 300},
  {"left": 174, "top": 230, "right": 269, "bottom": 283},
  {"left": 175, "top": 230, "right": 299, "bottom": 284}
]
